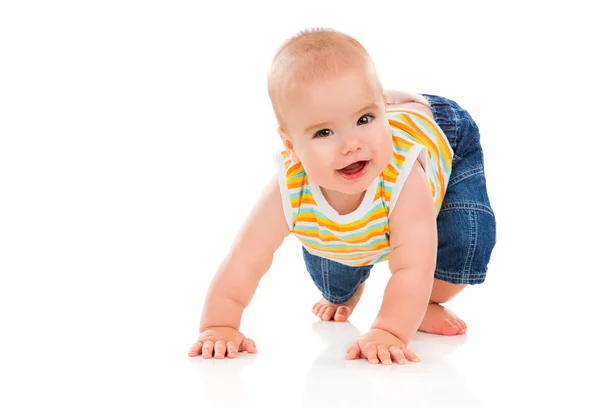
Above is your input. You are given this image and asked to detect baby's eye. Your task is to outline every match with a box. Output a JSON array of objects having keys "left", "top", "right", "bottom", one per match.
[
  {"left": 314, "top": 129, "right": 332, "bottom": 138},
  {"left": 357, "top": 114, "right": 374, "bottom": 125}
]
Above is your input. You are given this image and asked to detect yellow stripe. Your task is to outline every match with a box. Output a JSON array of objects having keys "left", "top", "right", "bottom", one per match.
[
  {"left": 392, "top": 150, "right": 406, "bottom": 168},
  {"left": 301, "top": 240, "right": 389, "bottom": 254},
  {"left": 396, "top": 115, "right": 440, "bottom": 163},
  {"left": 287, "top": 177, "right": 305, "bottom": 189},
  {"left": 413, "top": 115, "right": 453, "bottom": 168},
  {"left": 396, "top": 114, "right": 448, "bottom": 200},
  {"left": 393, "top": 136, "right": 414, "bottom": 150},
  {"left": 392, "top": 110, "right": 452, "bottom": 162},
  {"left": 392, "top": 110, "right": 453, "bottom": 170},
  {"left": 295, "top": 224, "right": 388, "bottom": 244},
  {"left": 295, "top": 206, "right": 388, "bottom": 232},
  {"left": 305, "top": 250, "right": 379, "bottom": 261},
  {"left": 290, "top": 193, "right": 316, "bottom": 209}
]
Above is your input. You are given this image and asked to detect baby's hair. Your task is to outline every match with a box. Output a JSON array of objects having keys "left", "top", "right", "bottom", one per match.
[{"left": 268, "top": 27, "right": 379, "bottom": 128}]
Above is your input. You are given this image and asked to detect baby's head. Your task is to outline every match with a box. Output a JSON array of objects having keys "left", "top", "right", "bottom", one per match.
[{"left": 268, "top": 28, "right": 392, "bottom": 196}]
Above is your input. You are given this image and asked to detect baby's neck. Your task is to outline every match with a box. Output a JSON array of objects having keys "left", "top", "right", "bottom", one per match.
[{"left": 321, "top": 188, "right": 367, "bottom": 215}]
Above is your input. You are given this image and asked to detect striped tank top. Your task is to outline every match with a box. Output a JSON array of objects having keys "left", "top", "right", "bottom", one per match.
[{"left": 273, "top": 108, "right": 453, "bottom": 267}]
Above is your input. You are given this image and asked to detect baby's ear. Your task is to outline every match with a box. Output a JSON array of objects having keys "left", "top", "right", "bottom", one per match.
[{"left": 277, "top": 127, "right": 299, "bottom": 163}]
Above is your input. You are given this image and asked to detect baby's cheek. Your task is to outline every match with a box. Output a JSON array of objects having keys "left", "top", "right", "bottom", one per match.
[
  {"left": 304, "top": 148, "right": 328, "bottom": 165},
  {"left": 303, "top": 154, "right": 333, "bottom": 182},
  {"left": 302, "top": 157, "right": 322, "bottom": 174},
  {"left": 376, "top": 133, "right": 393, "bottom": 159}
]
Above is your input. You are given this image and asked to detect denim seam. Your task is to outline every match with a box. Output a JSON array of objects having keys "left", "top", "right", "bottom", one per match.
[
  {"left": 326, "top": 291, "right": 356, "bottom": 304},
  {"left": 439, "top": 202, "right": 495, "bottom": 217},
  {"left": 448, "top": 166, "right": 484, "bottom": 187},
  {"left": 435, "top": 268, "right": 486, "bottom": 284},
  {"left": 463, "top": 209, "right": 477, "bottom": 276},
  {"left": 320, "top": 271, "right": 370, "bottom": 304},
  {"left": 320, "top": 255, "right": 330, "bottom": 301},
  {"left": 451, "top": 103, "right": 462, "bottom": 162}
]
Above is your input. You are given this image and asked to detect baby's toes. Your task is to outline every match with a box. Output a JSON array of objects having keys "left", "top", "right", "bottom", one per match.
[
  {"left": 321, "top": 306, "right": 335, "bottom": 321},
  {"left": 312, "top": 302, "right": 322, "bottom": 314},
  {"left": 316, "top": 304, "right": 328, "bottom": 319},
  {"left": 334, "top": 306, "right": 350, "bottom": 321},
  {"left": 438, "top": 319, "right": 460, "bottom": 335},
  {"left": 313, "top": 303, "right": 324, "bottom": 316},
  {"left": 454, "top": 318, "right": 467, "bottom": 334}
]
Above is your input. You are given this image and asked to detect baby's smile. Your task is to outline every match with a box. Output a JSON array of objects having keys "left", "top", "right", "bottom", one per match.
[{"left": 336, "top": 159, "right": 370, "bottom": 180}]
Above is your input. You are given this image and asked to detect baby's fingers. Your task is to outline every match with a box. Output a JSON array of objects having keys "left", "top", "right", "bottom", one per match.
[
  {"left": 213, "top": 340, "right": 226, "bottom": 359},
  {"left": 362, "top": 343, "right": 379, "bottom": 364},
  {"left": 226, "top": 342, "right": 238, "bottom": 358},
  {"left": 188, "top": 341, "right": 203, "bottom": 357},
  {"left": 202, "top": 340, "right": 214, "bottom": 359},
  {"left": 345, "top": 342, "right": 360, "bottom": 360},
  {"left": 240, "top": 337, "right": 257, "bottom": 353},
  {"left": 401, "top": 347, "right": 420, "bottom": 363},
  {"left": 389, "top": 346, "right": 408, "bottom": 364},
  {"left": 377, "top": 345, "right": 392, "bottom": 365}
]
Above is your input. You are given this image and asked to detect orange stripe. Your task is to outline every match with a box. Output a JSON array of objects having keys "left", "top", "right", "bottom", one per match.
[
  {"left": 393, "top": 136, "right": 414, "bottom": 150},
  {"left": 317, "top": 208, "right": 387, "bottom": 232},
  {"left": 299, "top": 194, "right": 316, "bottom": 205},
  {"left": 295, "top": 207, "right": 388, "bottom": 232},
  {"left": 383, "top": 172, "right": 397, "bottom": 183},
  {"left": 400, "top": 113, "right": 452, "bottom": 180},
  {"left": 427, "top": 123, "right": 453, "bottom": 166},
  {"left": 294, "top": 225, "right": 388, "bottom": 244},
  {"left": 398, "top": 115, "right": 440, "bottom": 163},
  {"left": 304, "top": 250, "right": 379, "bottom": 261},
  {"left": 301, "top": 240, "right": 389, "bottom": 254},
  {"left": 395, "top": 110, "right": 453, "bottom": 165},
  {"left": 436, "top": 166, "right": 445, "bottom": 201},
  {"left": 391, "top": 118, "right": 437, "bottom": 155},
  {"left": 397, "top": 115, "right": 446, "bottom": 199},
  {"left": 291, "top": 194, "right": 316, "bottom": 209},
  {"left": 288, "top": 162, "right": 303, "bottom": 176},
  {"left": 287, "top": 178, "right": 305, "bottom": 189}
]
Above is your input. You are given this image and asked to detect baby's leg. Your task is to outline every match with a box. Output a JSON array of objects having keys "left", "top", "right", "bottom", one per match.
[
  {"left": 418, "top": 94, "right": 497, "bottom": 336},
  {"left": 302, "top": 246, "right": 372, "bottom": 322}
]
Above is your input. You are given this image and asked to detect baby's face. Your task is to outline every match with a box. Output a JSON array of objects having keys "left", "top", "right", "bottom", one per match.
[{"left": 278, "top": 64, "right": 392, "bottom": 196}]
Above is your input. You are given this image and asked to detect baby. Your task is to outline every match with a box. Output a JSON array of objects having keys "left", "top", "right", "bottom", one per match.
[{"left": 188, "top": 28, "right": 496, "bottom": 364}]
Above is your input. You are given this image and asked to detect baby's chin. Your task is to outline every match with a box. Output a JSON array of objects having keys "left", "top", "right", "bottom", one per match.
[
  {"left": 306, "top": 159, "right": 384, "bottom": 194},
  {"left": 329, "top": 170, "right": 378, "bottom": 195}
]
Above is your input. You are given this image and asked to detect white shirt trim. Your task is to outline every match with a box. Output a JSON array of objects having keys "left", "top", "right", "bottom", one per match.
[
  {"left": 273, "top": 152, "right": 295, "bottom": 231},
  {"left": 307, "top": 173, "right": 380, "bottom": 224},
  {"left": 388, "top": 145, "right": 430, "bottom": 215}
]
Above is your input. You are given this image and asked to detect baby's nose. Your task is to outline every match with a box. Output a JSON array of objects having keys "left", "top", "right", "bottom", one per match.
[{"left": 340, "top": 132, "right": 363, "bottom": 154}]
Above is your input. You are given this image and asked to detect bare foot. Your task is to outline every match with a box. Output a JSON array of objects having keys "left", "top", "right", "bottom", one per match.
[
  {"left": 418, "top": 303, "right": 467, "bottom": 335},
  {"left": 312, "top": 283, "right": 365, "bottom": 322}
]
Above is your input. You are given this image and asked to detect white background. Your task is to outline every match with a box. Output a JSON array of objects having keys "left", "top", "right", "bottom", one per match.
[{"left": 1, "top": 1, "right": 599, "bottom": 406}]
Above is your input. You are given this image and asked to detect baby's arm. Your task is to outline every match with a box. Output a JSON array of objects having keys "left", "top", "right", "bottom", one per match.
[
  {"left": 346, "top": 162, "right": 436, "bottom": 364},
  {"left": 200, "top": 174, "right": 290, "bottom": 330},
  {"left": 370, "top": 161, "right": 437, "bottom": 345},
  {"left": 190, "top": 174, "right": 290, "bottom": 357}
]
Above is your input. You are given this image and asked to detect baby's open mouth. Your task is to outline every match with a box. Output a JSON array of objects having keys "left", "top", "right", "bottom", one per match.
[{"left": 337, "top": 160, "right": 368, "bottom": 176}]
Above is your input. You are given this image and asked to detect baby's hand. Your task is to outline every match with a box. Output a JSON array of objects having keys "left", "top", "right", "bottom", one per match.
[
  {"left": 345, "top": 328, "right": 420, "bottom": 365},
  {"left": 188, "top": 327, "right": 257, "bottom": 359}
]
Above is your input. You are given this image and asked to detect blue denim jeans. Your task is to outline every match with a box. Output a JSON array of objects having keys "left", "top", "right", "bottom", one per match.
[{"left": 302, "top": 94, "right": 497, "bottom": 304}]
